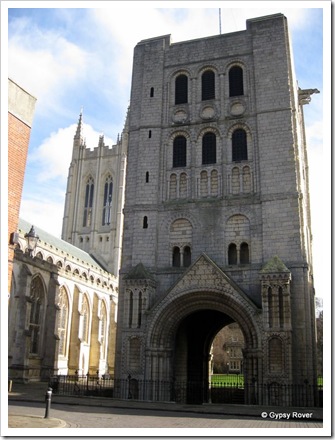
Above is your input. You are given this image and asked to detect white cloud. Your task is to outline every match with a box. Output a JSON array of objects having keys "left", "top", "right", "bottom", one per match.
[
  {"left": 29, "top": 123, "right": 115, "bottom": 183},
  {"left": 19, "top": 198, "right": 65, "bottom": 238},
  {"left": 8, "top": 20, "right": 89, "bottom": 114}
]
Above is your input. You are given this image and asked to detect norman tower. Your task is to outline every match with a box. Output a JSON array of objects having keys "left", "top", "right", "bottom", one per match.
[
  {"left": 114, "top": 14, "right": 318, "bottom": 405},
  {"left": 62, "top": 112, "right": 127, "bottom": 277}
]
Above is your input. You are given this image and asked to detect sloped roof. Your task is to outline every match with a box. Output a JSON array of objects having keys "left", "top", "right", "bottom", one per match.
[
  {"left": 18, "top": 218, "right": 106, "bottom": 270},
  {"left": 260, "top": 255, "right": 290, "bottom": 273},
  {"left": 124, "top": 262, "right": 155, "bottom": 281}
]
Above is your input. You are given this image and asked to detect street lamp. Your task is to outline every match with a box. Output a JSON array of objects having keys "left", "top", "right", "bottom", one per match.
[{"left": 24, "top": 225, "right": 39, "bottom": 257}]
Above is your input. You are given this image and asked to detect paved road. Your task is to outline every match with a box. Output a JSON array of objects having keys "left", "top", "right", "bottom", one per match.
[{"left": 8, "top": 401, "right": 322, "bottom": 430}]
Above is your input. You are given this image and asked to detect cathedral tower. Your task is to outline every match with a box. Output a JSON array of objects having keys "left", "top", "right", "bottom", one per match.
[
  {"left": 114, "top": 14, "right": 318, "bottom": 406},
  {"left": 62, "top": 112, "right": 127, "bottom": 277}
]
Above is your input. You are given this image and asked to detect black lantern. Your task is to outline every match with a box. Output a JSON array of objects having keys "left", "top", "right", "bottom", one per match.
[{"left": 24, "top": 225, "right": 39, "bottom": 257}]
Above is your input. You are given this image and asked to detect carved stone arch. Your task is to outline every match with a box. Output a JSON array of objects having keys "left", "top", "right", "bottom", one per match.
[
  {"left": 225, "top": 59, "right": 247, "bottom": 74},
  {"left": 227, "top": 121, "right": 253, "bottom": 140},
  {"left": 168, "top": 128, "right": 192, "bottom": 142},
  {"left": 197, "top": 63, "right": 219, "bottom": 77},
  {"left": 169, "top": 67, "right": 193, "bottom": 83},
  {"left": 196, "top": 125, "right": 222, "bottom": 142},
  {"left": 159, "top": 210, "right": 200, "bottom": 234}
]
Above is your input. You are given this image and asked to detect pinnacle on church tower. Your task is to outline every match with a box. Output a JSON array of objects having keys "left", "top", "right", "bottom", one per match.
[{"left": 74, "top": 110, "right": 83, "bottom": 140}]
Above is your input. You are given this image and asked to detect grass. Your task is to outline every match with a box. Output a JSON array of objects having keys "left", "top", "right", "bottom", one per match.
[{"left": 211, "top": 374, "right": 244, "bottom": 385}]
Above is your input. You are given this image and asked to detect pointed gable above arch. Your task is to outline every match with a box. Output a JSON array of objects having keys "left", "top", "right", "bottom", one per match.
[{"left": 167, "top": 253, "right": 258, "bottom": 309}]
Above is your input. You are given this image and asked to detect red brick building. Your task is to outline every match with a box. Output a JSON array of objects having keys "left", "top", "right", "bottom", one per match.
[{"left": 8, "top": 78, "right": 36, "bottom": 297}]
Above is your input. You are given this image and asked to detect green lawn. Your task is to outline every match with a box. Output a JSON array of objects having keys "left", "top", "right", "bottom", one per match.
[{"left": 211, "top": 374, "right": 244, "bottom": 385}]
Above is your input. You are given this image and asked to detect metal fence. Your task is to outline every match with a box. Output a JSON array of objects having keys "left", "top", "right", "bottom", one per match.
[{"left": 48, "top": 374, "right": 323, "bottom": 407}]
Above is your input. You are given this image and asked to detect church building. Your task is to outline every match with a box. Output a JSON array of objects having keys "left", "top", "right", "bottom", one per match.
[{"left": 113, "top": 13, "right": 318, "bottom": 406}]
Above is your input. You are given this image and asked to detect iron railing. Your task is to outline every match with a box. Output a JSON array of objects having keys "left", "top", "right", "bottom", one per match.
[{"left": 48, "top": 374, "right": 323, "bottom": 407}]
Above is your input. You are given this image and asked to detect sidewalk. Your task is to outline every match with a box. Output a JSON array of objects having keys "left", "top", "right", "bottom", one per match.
[{"left": 8, "top": 381, "right": 323, "bottom": 429}]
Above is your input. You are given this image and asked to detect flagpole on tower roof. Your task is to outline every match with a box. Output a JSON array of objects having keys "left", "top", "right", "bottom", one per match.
[{"left": 219, "top": 8, "right": 222, "bottom": 34}]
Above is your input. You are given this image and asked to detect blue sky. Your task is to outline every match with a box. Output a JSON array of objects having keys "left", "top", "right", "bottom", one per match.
[{"left": 2, "top": 1, "right": 330, "bottom": 301}]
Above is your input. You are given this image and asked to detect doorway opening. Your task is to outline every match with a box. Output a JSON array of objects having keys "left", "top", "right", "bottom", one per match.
[{"left": 173, "top": 309, "right": 246, "bottom": 404}]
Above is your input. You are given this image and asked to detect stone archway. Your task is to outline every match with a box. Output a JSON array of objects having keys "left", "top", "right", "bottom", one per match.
[{"left": 144, "top": 254, "right": 263, "bottom": 404}]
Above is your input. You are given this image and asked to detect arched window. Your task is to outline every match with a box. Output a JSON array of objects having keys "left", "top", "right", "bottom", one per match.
[
  {"left": 99, "top": 301, "right": 107, "bottom": 358},
  {"left": 169, "top": 174, "right": 177, "bottom": 199},
  {"left": 172, "top": 246, "right": 181, "bottom": 267},
  {"left": 179, "top": 172, "right": 187, "bottom": 198},
  {"left": 102, "top": 175, "right": 113, "bottom": 226},
  {"left": 229, "top": 66, "right": 244, "bottom": 97},
  {"left": 57, "top": 287, "right": 69, "bottom": 357},
  {"left": 202, "top": 132, "right": 216, "bottom": 164},
  {"left": 202, "top": 70, "right": 215, "bottom": 100},
  {"left": 129, "top": 291, "right": 133, "bottom": 328},
  {"left": 232, "top": 129, "right": 247, "bottom": 161},
  {"left": 231, "top": 167, "right": 240, "bottom": 194},
  {"left": 138, "top": 292, "right": 142, "bottom": 328},
  {"left": 173, "top": 136, "right": 187, "bottom": 168},
  {"left": 83, "top": 177, "right": 94, "bottom": 227},
  {"left": 228, "top": 243, "right": 237, "bottom": 265},
  {"left": 242, "top": 166, "right": 251, "bottom": 193},
  {"left": 210, "top": 169, "right": 218, "bottom": 196},
  {"left": 279, "top": 286, "right": 284, "bottom": 328},
  {"left": 175, "top": 74, "right": 188, "bottom": 105},
  {"left": 29, "top": 276, "right": 44, "bottom": 354},
  {"left": 183, "top": 246, "right": 191, "bottom": 267},
  {"left": 268, "top": 287, "right": 273, "bottom": 328},
  {"left": 81, "top": 295, "right": 89, "bottom": 343},
  {"left": 240, "top": 242, "right": 249, "bottom": 264},
  {"left": 200, "top": 170, "right": 208, "bottom": 197},
  {"left": 269, "top": 337, "right": 283, "bottom": 373}
]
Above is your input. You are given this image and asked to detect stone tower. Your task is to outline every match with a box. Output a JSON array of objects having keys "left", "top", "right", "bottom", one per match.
[
  {"left": 62, "top": 112, "right": 127, "bottom": 278},
  {"left": 114, "top": 14, "right": 318, "bottom": 405}
]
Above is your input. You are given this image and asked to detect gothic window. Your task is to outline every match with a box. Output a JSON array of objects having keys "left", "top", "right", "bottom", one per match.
[
  {"left": 229, "top": 66, "right": 244, "bottom": 97},
  {"left": 202, "top": 132, "right": 216, "bottom": 165},
  {"left": 57, "top": 287, "right": 69, "bottom": 357},
  {"left": 138, "top": 292, "right": 142, "bottom": 328},
  {"left": 202, "top": 70, "right": 215, "bottom": 100},
  {"left": 179, "top": 172, "right": 187, "bottom": 198},
  {"left": 29, "top": 276, "right": 44, "bottom": 354},
  {"left": 175, "top": 74, "right": 188, "bottom": 105},
  {"left": 242, "top": 166, "right": 251, "bottom": 193},
  {"left": 169, "top": 174, "right": 177, "bottom": 199},
  {"left": 228, "top": 243, "right": 237, "bottom": 265},
  {"left": 269, "top": 337, "right": 283, "bottom": 373},
  {"left": 240, "top": 242, "right": 249, "bottom": 264},
  {"left": 172, "top": 246, "right": 181, "bottom": 267},
  {"left": 128, "top": 291, "right": 133, "bottom": 328},
  {"left": 143, "top": 216, "right": 148, "bottom": 229},
  {"left": 99, "top": 301, "right": 107, "bottom": 358},
  {"left": 210, "top": 169, "right": 218, "bottom": 196},
  {"left": 183, "top": 246, "right": 191, "bottom": 267},
  {"left": 102, "top": 175, "right": 113, "bottom": 226},
  {"left": 173, "top": 136, "right": 187, "bottom": 168},
  {"left": 83, "top": 177, "right": 94, "bottom": 227},
  {"left": 279, "top": 286, "right": 284, "bottom": 328},
  {"left": 268, "top": 287, "right": 273, "bottom": 328},
  {"left": 232, "top": 129, "right": 247, "bottom": 161},
  {"left": 200, "top": 170, "right": 208, "bottom": 197},
  {"left": 231, "top": 167, "right": 240, "bottom": 194},
  {"left": 80, "top": 295, "right": 89, "bottom": 343}
]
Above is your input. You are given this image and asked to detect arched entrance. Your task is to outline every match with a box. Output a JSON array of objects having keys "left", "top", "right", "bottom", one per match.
[
  {"left": 145, "top": 283, "right": 262, "bottom": 404},
  {"left": 174, "top": 309, "right": 235, "bottom": 403}
]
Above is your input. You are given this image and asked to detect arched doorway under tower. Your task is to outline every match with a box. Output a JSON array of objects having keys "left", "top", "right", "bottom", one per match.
[{"left": 173, "top": 309, "right": 237, "bottom": 404}]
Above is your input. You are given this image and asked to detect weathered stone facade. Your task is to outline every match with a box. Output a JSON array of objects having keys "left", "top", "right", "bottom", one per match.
[
  {"left": 61, "top": 112, "right": 127, "bottom": 278},
  {"left": 8, "top": 219, "right": 117, "bottom": 381},
  {"left": 114, "top": 14, "right": 318, "bottom": 405}
]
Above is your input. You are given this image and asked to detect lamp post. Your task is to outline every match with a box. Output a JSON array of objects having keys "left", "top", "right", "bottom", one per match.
[{"left": 24, "top": 225, "right": 39, "bottom": 257}]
